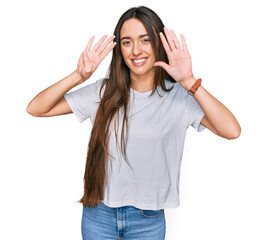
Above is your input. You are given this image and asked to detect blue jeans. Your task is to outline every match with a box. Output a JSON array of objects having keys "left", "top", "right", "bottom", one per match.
[{"left": 81, "top": 202, "right": 166, "bottom": 239}]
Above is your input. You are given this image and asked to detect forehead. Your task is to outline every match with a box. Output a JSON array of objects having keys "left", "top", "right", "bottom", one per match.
[{"left": 120, "top": 18, "right": 148, "bottom": 37}]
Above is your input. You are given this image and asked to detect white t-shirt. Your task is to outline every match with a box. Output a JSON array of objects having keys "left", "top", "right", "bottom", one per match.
[{"left": 64, "top": 78, "right": 206, "bottom": 210}]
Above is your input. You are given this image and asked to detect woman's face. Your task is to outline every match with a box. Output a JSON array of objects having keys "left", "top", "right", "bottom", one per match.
[{"left": 120, "top": 18, "right": 156, "bottom": 80}]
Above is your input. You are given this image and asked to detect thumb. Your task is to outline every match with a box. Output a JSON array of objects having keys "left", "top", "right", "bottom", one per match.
[{"left": 153, "top": 61, "right": 171, "bottom": 72}]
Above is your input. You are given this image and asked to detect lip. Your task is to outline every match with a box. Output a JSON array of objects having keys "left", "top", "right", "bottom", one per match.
[{"left": 131, "top": 57, "right": 148, "bottom": 66}]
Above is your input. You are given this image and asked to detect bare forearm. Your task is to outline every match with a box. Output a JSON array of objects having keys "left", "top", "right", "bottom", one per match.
[
  {"left": 26, "top": 70, "right": 83, "bottom": 116},
  {"left": 195, "top": 85, "right": 241, "bottom": 137},
  {"left": 182, "top": 76, "right": 241, "bottom": 138}
]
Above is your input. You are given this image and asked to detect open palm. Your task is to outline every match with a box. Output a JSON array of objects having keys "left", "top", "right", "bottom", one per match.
[
  {"left": 77, "top": 35, "right": 116, "bottom": 81},
  {"left": 154, "top": 28, "right": 193, "bottom": 83}
]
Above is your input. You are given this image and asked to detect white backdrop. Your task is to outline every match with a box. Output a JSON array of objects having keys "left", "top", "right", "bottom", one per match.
[{"left": 1, "top": 0, "right": 267, "bottom": 239}]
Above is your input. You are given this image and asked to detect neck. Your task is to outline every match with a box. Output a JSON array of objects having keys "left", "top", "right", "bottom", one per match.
[{"left": 130, "top": 71, "right": 155, "bottom": 93}]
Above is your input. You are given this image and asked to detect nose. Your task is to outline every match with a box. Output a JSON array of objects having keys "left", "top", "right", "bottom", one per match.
[{"left": 132, "top": 42, "right": 142, "bottom": 56}]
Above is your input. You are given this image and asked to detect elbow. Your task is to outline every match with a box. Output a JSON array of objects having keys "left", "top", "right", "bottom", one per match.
[
  {"left": 26, "top": 105, "right": 32, "bottom": 115},
  {"left": 226, "top": 126, "right": 241, "bottom": 140},
  {"left": 26, "top": 105, "right": 38, "bottom": 117}
]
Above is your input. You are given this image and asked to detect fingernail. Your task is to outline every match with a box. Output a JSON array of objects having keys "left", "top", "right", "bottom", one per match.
[
  {"left": 83, "top": 50, "right": 86, "bottom": 56},
  {"left": 113, "top": 35, "right": 116, "bottom": 38},
  {"left": 159, "top": 32, "right": 163, "bottom": 35}
]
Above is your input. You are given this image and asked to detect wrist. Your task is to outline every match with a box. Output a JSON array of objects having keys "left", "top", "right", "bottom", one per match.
[
  {"left": 72, "top": 70, "right": 85, "bottom": 86},
  {"left": 180, "top": 75, "right": 196, "bottom": 91}
]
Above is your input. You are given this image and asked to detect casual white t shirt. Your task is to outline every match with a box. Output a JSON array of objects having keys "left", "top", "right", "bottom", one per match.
[{"left": 64, "top": 78, "right": 206, "bottom": 210}]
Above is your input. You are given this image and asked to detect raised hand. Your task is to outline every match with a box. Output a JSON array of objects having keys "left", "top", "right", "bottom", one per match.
[
  {"left": 77, "top": 35, "right": 116, "bottom": 81},
  {"left": 154, "top": 28, "right": 194, "bottom": 85}
]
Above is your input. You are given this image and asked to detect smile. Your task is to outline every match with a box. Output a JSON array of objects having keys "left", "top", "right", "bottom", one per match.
[{"left": 131, "top": 57, "right": 148, "bottom": 66}]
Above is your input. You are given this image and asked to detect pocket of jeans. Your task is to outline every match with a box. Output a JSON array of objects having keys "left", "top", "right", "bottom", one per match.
[{"left": 140, "top": 209, "right": 164, "bottom": 218}]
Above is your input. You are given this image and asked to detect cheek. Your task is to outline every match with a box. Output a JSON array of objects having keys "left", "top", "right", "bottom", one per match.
[
  {"left": 145, "top": 45, "right": 155, "bottom": 57},
  {"left": 120, "top": 47, "right": 130, "bottom": 59},
  {"left": 120, "top": 48, "right": 131, "bottom": 67},
  {"left": 147, "top": 47, "right": 156, "bottom": 61}
]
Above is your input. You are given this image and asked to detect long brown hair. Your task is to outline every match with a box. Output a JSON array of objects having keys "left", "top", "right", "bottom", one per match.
[{"left": 78, "top": 6, "right": 176, "bottom": 207}]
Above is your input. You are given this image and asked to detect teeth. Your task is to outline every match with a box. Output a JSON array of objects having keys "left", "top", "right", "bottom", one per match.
[{"left": 132, "top": 58, "right": 147, "bottom": 63}]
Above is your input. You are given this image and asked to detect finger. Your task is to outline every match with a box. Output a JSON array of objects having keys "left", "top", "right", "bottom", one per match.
[
  {"left": 92, "top": 35, "right": 108, "bottom": 52},
  {"left": 99, "top": 42, "right": 117, "bottom": 61},
  {"left": 85, "top": 36, "right": 95, "bottom": 52},
  {"left": 159, "top": 32, "right": 171, "bottom": 55},
  {"left": 153, "top": 61, "right": 171, "bottom": 72},
  {"left": 97, "top": 35, "right": 115, "bottom": 54},
  {"left": 78, "top": 51, "right": 84, "bottom": 66},
  {"left": 170, "top": 30, "right": 182, "bottom": 51},
  {"left": 180, "top": 34, "right": 188, "bottom": 51},
  {"left": 83, "top": 50, "right": 90, "bottom": 65},
  {"left": 164, "top": 27, "right": 176, "bottom": 51},
  {"left": 81, "top": 51, "right": 86, "bottom": 69}
]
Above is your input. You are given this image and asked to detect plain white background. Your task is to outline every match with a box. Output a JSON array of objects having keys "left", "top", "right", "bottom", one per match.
[{"left": 1, "top": 0, "right": 267, "bottom": 239}]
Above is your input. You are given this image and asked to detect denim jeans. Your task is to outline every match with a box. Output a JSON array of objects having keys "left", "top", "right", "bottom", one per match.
[{"left": 81, "top": 202, "right": 166, "bottom": 239}]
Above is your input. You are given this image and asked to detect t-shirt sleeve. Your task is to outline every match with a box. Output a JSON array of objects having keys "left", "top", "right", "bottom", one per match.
[
  {"left": 64, "top": 79, "right": 103, "bottom": 123},
  {"left": 185, "top": 94, "right": 206, "bottom": 132}
]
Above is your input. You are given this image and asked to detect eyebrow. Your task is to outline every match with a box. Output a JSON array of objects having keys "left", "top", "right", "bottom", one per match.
[{"left": 120, "top": 34, "right": 149, "bottom": 41}]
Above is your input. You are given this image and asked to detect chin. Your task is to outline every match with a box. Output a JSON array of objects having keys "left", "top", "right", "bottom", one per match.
[{"left": 127, "top": 64, "right": 155, "bottom": 77}]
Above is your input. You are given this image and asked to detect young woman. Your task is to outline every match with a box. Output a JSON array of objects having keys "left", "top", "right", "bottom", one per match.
[{"left": 26, "top": 6, "right": 241, "bottom": 240}]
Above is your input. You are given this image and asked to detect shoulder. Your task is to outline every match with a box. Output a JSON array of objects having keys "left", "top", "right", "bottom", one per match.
[
  {"left": 80, "top": 78, "right": 106, "bottom": 95},
  {"left": 163, "top": 79, "right": 185, "bottom": 96},
  {"left": 163, "top": 79, "right": 196, "bottom": 104},
  {"left": 86, "top": 77, "right": 106, "bottom": 89},
  {"left": 65, "top": 78, "right": 106, "bottom": 101}
]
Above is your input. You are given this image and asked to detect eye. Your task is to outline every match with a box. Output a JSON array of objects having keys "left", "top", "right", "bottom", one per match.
[
  {"left": 122, "top": 41, "right": 131, "bottom": 45},
  {"left": 142, "top": 38, "right": 150, "bottom": 43}
]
